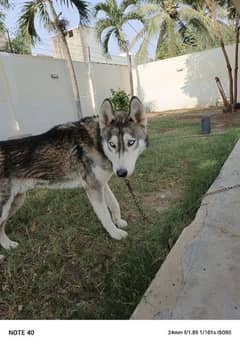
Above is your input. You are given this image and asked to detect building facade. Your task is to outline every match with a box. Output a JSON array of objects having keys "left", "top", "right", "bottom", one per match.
[{"left": 51, "top": 26, "right": 127, "bottom": 65}]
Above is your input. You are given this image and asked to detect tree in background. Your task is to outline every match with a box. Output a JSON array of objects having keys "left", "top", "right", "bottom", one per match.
[
  {"left": 131, "top": 0, "right": 234, "bottom": 63},
  {"left": 94, "top": 0, "right": 144, "bottom": 96},
  {"left": 19, "top": 0, "right": 89, "bottom": 119},
  {"left": 0, "top": 30, "right": 31, "bottom": 54},
  {"left": 205, "top": 0, "right": 239, "bottom": 111},
  {"left": 0, "top": 0, "right": 10, "bottom": 32}
]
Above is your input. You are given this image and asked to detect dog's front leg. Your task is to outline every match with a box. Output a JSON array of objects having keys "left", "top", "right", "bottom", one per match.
[
  {"left": 104, "top": 184, "right": 128, "bottom": 228},
  {"left": 86, "top": 186, "right": 128, "bottom": 240}
]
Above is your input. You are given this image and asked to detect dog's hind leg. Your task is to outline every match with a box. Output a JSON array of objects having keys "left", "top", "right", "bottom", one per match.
[
  {"left": 0, "top": 192, "right": 26, "bottom": 250},
  {"left": 86, "top": 186, "right": 128, "bottom": 240},
  {"left": 0, "top": 221, "right": 19, "bottom": 249},
  {"left": 0, "top": 179, "right": 13, "bottom": 249},
  {"left": 8, "top": 193, "right": 26, "bottom": 218},
  {"left": 104, "top": 184, "right": 128, "bottom": 228}
]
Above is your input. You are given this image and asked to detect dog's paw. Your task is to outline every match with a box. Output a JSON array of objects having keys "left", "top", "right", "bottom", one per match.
[
  {"left": 115, "top": 218, "right": 128, "bottom": 228},
  {"left": 3, "top": 240, "right": 19, "bottom": 250},
  {"left": 110, "top": 229, "right": 128, "bottom": 240}
]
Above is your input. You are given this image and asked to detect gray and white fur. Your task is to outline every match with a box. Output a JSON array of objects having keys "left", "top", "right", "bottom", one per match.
[{"left": 0, "top": 96, "right": 148, "bottom": 250}]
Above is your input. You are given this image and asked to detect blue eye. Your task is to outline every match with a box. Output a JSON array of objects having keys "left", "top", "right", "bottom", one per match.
[
  {"left": 109, "top": 141, "right": 116, "bottom": 149},
  {"left": 128, "top": 139, "right": 136, "bottom": 146}
]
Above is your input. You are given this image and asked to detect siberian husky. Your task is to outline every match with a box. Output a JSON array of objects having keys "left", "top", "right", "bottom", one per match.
[{"left": 0, "top": 96, "right": 148, "bottom": 250}]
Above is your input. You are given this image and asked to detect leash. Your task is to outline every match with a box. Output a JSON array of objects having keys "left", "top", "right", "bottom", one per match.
[
  {"left": 204, "top": 183, "right": 240, "bottom": 198},
  {"left": 124, "top": 174, "right": 240, "bottom": 225},
  {"left": 124, "top": 179, "right": 150, "bottom": 222}
]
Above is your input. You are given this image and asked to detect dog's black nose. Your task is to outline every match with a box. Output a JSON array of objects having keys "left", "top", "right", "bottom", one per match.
[{"left": 117, "top": 169, "right": 128, "bottom": 178}]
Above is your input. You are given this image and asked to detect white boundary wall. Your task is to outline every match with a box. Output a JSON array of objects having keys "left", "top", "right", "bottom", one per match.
[
  {"left": 133, "top": 44, "right": 240, "bottom": 112},
  {"left": 0, "top": 53, "right": 129, "bottom": 140}
]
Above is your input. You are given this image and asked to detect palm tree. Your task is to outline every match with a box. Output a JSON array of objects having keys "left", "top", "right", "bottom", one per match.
[
  {"left": 204, "top": 0, "right": 239, "bottom": 111},
  {"left": 94, "top": 0, "right": 144, "bottom": 96},
  {"left": 0, "top": 30, "right": 31, "bottom": 54},
  {"left": 0, "top": 0, "right": 10, "bottom": 32},
  {"left": 18, "top": 0, "right": 89, "bottom": 119},
  {"left": 131, "top": 0, "right": 234, "bottom": 63}
]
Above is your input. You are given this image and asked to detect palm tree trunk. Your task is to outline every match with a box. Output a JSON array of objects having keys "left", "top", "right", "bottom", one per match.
[
  {"left": 205, "top": 0, "right": 233, "bottom": 111},
  {"left": 6, "top": 29, "right": 13, "bottom": 53},
  {"left": 215, "top": 77, "right": 231, "bottom": 111},
  {"left": 233, "top": 15, "right": 240, "bottom": 111},
  {"left": 123, "top": 41, "right": 134, "bottom": 97},
  {"left": 126, "top": 49, "right": 134, "bottom": 97},
  {"left": 220, "top": 38, "right": 234, "bottom": 108},
  {"left": 47, "top": 0, "right": 83, "bottom": 119},
  {"left": 167, "top": 17, "right": 177, "bottom": 58}
]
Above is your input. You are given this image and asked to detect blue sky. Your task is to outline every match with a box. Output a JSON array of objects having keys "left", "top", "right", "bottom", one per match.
[{"left": 4, "top": 0, "right": 147, "bottom": 57}]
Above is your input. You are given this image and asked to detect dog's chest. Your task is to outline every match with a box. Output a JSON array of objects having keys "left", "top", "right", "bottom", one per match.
[{"left": 92, "top": 166, "right": 112, "bottom": 185}]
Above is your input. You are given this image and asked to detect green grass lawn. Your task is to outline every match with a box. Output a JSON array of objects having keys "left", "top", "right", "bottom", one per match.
[{"left": 0, "top": 111, "right": 240, "bottom": 319}]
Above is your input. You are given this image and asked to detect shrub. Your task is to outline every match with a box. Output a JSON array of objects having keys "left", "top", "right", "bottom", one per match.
[{"left": 110, "top": 89, "right": 130, "bottom": 111}]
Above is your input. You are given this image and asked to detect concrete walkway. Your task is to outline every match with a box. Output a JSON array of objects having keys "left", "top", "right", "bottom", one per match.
[{"left": 131, "top": 139, "right": 240, "bottom": 319}]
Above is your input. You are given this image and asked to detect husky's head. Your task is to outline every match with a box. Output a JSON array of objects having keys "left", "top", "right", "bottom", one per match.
[{"left": 99, "top": 96, "right": 148, "bottom": 178}]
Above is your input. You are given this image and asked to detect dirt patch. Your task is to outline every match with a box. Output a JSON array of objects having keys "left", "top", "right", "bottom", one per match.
[
  {"left": 179, "top": 110, "right": 240, "bottom": 132},
  {"left": 211, "top": 111, "right": 240, "bottom": 130},
  {"left": 142, "top": 190, "right": 179, "bottom": 213},
  {"left": 147, "top": 107, "right": 217, "bottom": 120},
  {"left": 158, "top": 128, "right": 178, "bottom": 134},
  {"left": 149, "top": 107, "right": 240, "bottom": 132},
  {"left": 122, "top": 189, "right": 179, "bottom": 222},
  {"left": 179, "top": 114, "right": 203, "bottom": 120}
]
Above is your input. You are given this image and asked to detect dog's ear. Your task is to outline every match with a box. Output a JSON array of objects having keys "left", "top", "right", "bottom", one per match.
[
  {"left": 128, "top": 97, "right": 147, "bottom": 128},
  {"left": 99, "top": 99, "right": 114, "bottom": 129}
]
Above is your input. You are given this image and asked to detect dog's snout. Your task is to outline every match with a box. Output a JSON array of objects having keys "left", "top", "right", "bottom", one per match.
[{"left": 117, "top": 169, "right": 128, "bottom": 178}]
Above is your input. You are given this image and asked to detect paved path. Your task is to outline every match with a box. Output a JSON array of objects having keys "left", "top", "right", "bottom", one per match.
[{"left": 131, "top": 139, "right": 240, "bottom": 319}]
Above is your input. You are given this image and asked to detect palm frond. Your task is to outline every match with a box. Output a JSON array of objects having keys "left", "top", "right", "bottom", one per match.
[
  {"left": 0, "top": 19, "right": 4, "bottom": 32},
  {"left": 94, "top": 0, "right": 117, "bottom": 17},
  {"left": 69, "top": 0, "right": 90, "bottom": 24},
  {"left": 101, "top": 27, "right": 115, "bottom": 54},
  {"left": 130, "top": 26, "right": 145, "bottom": 49},
  {"left": 129, "top": 3, "right": 161, "bottom": 18},
  {"left": 122, "top": 11, "right": 144, "bottom": 25},
  {"left": 180, "top": 7, "right": 217, "bottom": 41},
  {"left": 138, "top": 9, "right": 166, "bottom": 40},
  {"left": 182, "top": 0, "right": 205, "bottom": 10},
  {"left": 18, "top": 1, "right": 40, "bottom": 45},
  {"left": 134, "top": 25, "right": 152, "bottom": 63},
  {"left": 133, "top": 11, "right": 164, "bottom": 63},
  {"left": 38, "top": 1, "right": 54, "bottom": 32},
  {"left": 0, "top": 0, "right": 9, "bottom": 32},
  {"left": 132, "top": 9, "right": 167, "bottom": 63},
  {"left": 0, "top": 0, "right": 10, "bottom": 9},
  {"left": 134, "top": 39, "right": 149, "bottom": 64},
  {"left": 180, "top": 4, "right": 234, "bottom": 48},
  {"left": 94, "top": 0, "right": 143, "bottom": 56},
  {"left": 0, "top": 9, "right": 5, "bottom": 32},
  {"left": 95, "top": 17, "right": 114, "bottom": 41},
  {"left": 57, "top": 0, "right": 89, "bottom": 23},
  {"left": 120, "top": 0, "right": 139, "bottom": 13},
  {"left": 94, "top": 1, "right": 110, "bottom": 16},
  {"left": 114, "top": 28, "right": 126, "bottom": 51}
]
